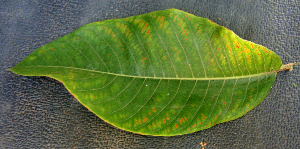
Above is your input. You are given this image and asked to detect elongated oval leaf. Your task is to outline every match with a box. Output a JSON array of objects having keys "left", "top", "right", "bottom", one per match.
[{"left": 10, "top": 9, "right": 284, "bottom": 136}]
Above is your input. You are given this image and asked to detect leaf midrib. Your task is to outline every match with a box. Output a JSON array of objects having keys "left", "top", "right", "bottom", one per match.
[{"left": 17, "top": 65, "right": 275, "bottom": 80}]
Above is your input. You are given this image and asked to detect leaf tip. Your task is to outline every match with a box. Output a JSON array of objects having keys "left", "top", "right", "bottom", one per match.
[
  {"left": 6, "top": 67, "right": 15, "bottom": 73},
  {"left": 6, "top": 65, "right": 23, "bottom": 76}
]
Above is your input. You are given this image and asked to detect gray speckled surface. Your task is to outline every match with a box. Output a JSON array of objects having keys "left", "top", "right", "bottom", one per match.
[{"left": 1, "top": 0, "right": 299, "bottom": 148}]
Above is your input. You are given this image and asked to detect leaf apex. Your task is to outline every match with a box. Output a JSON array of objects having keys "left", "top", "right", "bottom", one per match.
[{"left": 6, "top": 66, "right": 19, "bottom": 74}]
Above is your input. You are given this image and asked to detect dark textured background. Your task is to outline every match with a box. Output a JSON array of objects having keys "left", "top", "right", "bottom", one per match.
[{"left": 1, "top": 0, "right": 299, "bottom": 148}]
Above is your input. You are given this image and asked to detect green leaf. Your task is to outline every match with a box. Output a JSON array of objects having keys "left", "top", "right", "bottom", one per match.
[{"left": 9, "top": 9, "right": 285, "bottom": 136}]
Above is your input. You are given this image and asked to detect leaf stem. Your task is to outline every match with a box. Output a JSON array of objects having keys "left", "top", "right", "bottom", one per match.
[{"left": 277, "top": 62, "right": 297, "bottom": 72}]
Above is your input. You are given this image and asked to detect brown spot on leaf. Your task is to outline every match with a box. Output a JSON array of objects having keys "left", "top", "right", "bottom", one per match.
[
  {"left": 152, "top": 108, "right": 156, "bottom": 112},
  {"left": 143, "top": 117, "right": 148, "bottom": 122}
]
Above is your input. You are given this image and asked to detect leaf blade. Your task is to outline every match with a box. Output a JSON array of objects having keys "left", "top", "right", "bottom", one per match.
[{"left": 10, "top": 9, "right": 282, "bottom": 136}]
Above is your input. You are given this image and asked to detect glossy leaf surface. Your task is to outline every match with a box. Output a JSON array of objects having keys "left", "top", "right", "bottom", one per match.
[{"left": 10, "top": 9, "right": 282, "bottom": 136}]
